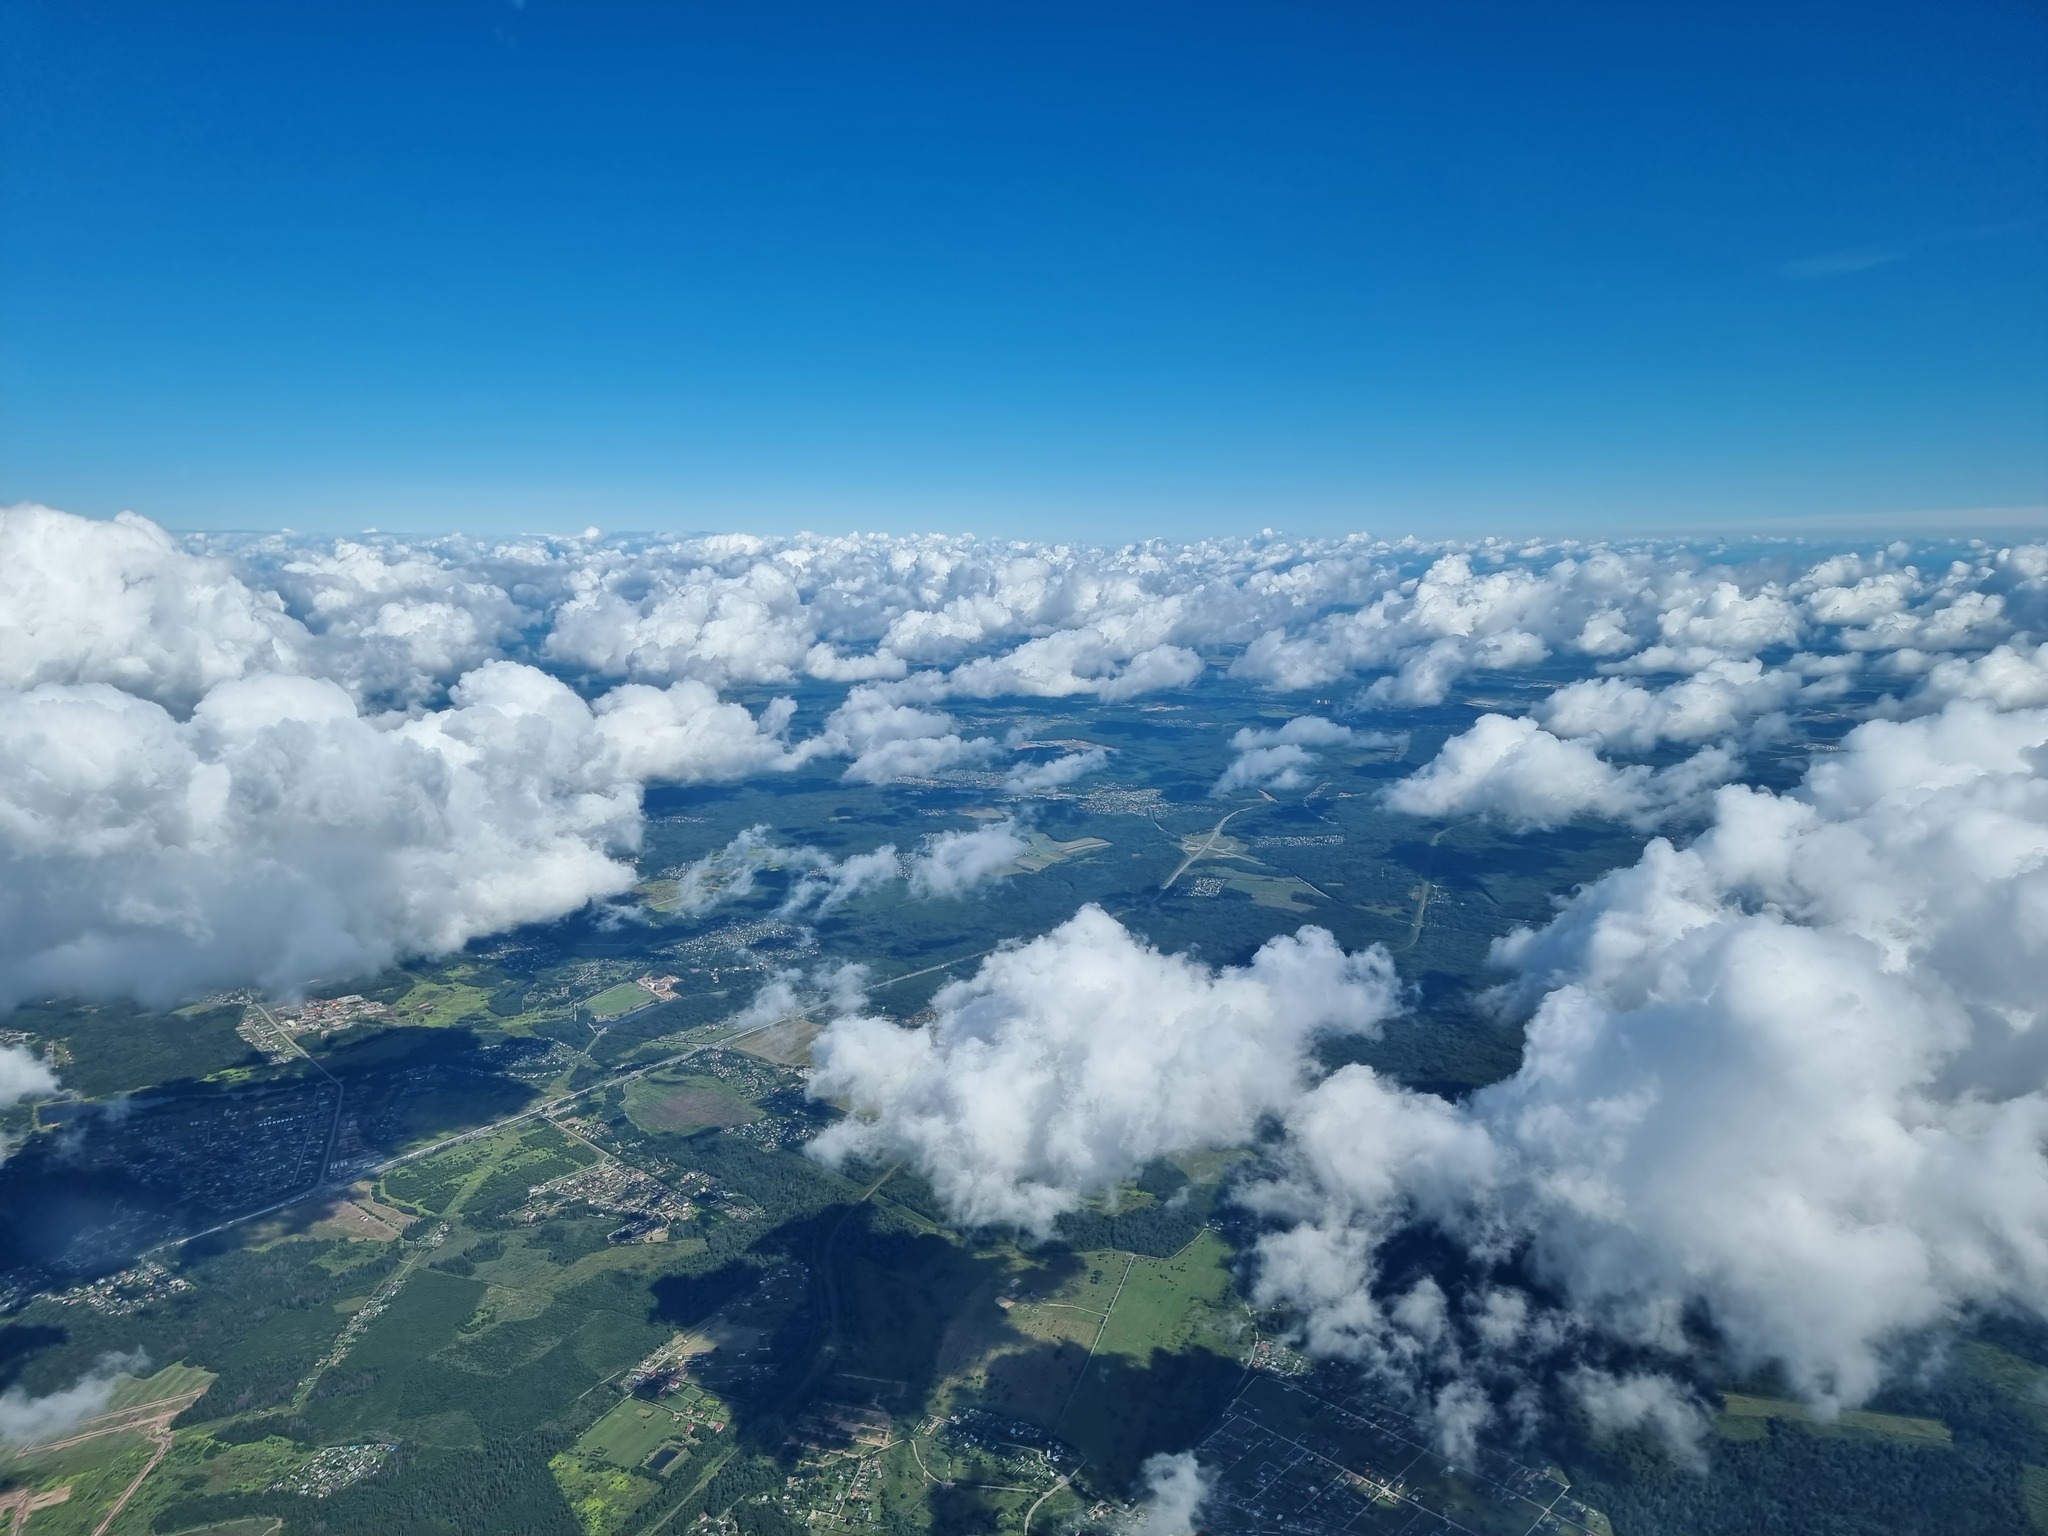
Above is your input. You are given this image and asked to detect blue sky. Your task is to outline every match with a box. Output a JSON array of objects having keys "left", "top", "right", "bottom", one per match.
[{"left": 3, "top": 0, "right": 2043, "bottom": 540}]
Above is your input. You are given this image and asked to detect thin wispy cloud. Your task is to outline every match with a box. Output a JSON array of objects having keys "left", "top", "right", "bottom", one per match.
[
  {"left": 1783, "top": 217, "right": 2038, "bottom": 280},
  {"left": 1782, "top": 246, "right": 1906, "bottom": 279}
]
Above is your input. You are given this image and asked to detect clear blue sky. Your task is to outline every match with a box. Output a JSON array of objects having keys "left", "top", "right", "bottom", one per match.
[{"left": 3, "top": 0, "right": 2043, "bottom": 540}]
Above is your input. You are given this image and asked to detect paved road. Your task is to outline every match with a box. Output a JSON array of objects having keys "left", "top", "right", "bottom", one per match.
[{"left": 1161, "top": 806, "right": 1251, "bottom": 891}]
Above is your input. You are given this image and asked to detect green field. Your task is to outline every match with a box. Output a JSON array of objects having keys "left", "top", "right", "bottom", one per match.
[
  {"left": 379, "top": 1119, "right": 596, "bottom": 1220},
  {"left": 622, "top": 1072, "right": 761, "bottom": 1135},
  {"left": 574, "top": 1396, "right": 695, "bottom": 1469},
  {"left": 548, "top": 1451, "right": 663, "bottom": 1536},
  {"left": 1717, "top": 1393, "right": 1952, "bottom": 1446},
  {"left": 0, "top": 1428, "right": 159, "bottom": 1536},
  {"left": 587, "top": 983, "right": 658, "bottom": 1020},
  {"left": 105, "top": 1361, "right": 217, "bottom": 1411},
  {"left": 390, "top": 974, "right": 496, "bottom": 1028},
  {"left": 1050, "top": 1233, "right": 1248, "bottom": 1486},
  {"left": 1092, "top": 1230, "right": 1241, "bottom": 1360},
  {"left": 379, "top": 1139, "right": 496, "bottom": 1216},
  {"left": 553, "top": 1390, "right": 737, "bottom": 1536},
  {"left": 930, "top": 1230, "right": 1250, "bottom": 1490},
  {"left": 1210, "top": 867, "right": 1325, "bottom": 910},
  {"left": 131, "top": 1434, "right": 302, "bottom": 1535},
  {"left": 1010, "top": 832, "right": 1112, "bottom": 871}
]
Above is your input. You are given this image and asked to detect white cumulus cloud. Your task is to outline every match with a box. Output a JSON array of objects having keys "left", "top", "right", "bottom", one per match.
[
  {"left": 1124, "top": 1452, "right": 1211, "bottom": 1536},
  {"left": 1004, "top": 748, "right": 1109, "bottom": 793},
  {"left": 906, "top": 820, "right": 1029, "bottom": 898},
  {"left": 0, "top": 1353, "right": 149, "bottom": 1447},
  {"left": 799, "top": 699, "right": 2048, "bottom": 1442},
  {"left": 806, "top": 905, "right": 1401, "bottom": 1234},
  {"left": 1266, "top": 701, "right": 2048, "bottom": 1412},
  {"left": 1212, "top": 716, "right": 1366, "bottom": 795},
  {"left": 0, "top": 662, "right": 796, "bottom": 1007},
  {"left": 1385, "top": 714, "right": 1735, "bottom": 830},
  {"left": 1532, "top": 658, "right": 1811, "bottom": 752},
  {"left": 0, "top": 1046, "right": 58, "bottom": 1110},
  {"left": 0, "top": 504, "right": 305, "bottom": 709}
]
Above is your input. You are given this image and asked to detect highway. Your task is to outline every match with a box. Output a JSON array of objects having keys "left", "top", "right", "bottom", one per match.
[{"left": 1159, "top": 806, "right": 1251, "bottom": 891}]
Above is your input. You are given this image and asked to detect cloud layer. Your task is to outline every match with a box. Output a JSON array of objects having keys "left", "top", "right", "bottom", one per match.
[
  {"left": 5, "top": 506, "right": 2043, "bottom": 1007},
  {"left": 154, "top": 510, "right": 2047, "bottom": 718}
]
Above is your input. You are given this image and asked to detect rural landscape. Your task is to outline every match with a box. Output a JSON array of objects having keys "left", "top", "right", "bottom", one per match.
[{"left": 3, "top": 668, "right": 2047, "bottom": 1536}]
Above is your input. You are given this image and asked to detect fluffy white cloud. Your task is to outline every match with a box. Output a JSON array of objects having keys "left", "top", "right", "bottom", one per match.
[
  {"left": 942, "top": 635, "right": 1205, "bottom": 702},
  {"left": 1532, "top": 658, "right": 1813, "bottom": 751},
  {"left": 1098, "top": 644, "right": 1208, "bottom": 700},
  {"left": 1124, "top": 1453, "right": 1210, "bottom": 1536},
  {"left": 0, "top": 662, "right": 806, "bottom": 1008},
  {"left": 806, "top": 906, "right": 1401, "bottom": 1234},
  {"left": 729, "top": 962, "right": 872, "bottom": 1042},
  {"left": 1004, "top": 748, "right": 1109, "bottom": 793},
  {"left": 1212, "top": 716, "right": 1361, "bottom": 795},
  {"left": 659, "top": 822, "right": 1023, "bottom": 920},
  {"left": 0, "top": 505, "right": 304, "bottom": 709},
  {"left": 592, "top": 681, "right": 797, "bottom": 783},
  {"left": 545, "top": 554, "right": 817, "bottom": 688},
  {"left": 1384, "top": 715, "right": 1735, "bottom": 830},
  {"left": 1238, "top": 1068, "right": 1499, "bottom": 1370},
  {"left": 661, "top": 828, "right": 781, "bottom": 917},
  {"left": 797, "top": 685, "right": 998, "bottom": 786},
  {"left": 0, "top": 1353, "right": 148, "bottom": 1447},
  {"left": 781, "top": 846, "right": 904, "bottom": 918},
  {"left": 0, "top": 508, "right": 829, "bottom": 1009},
  {"left": 1227, "top": 549, "right": 1709, "bottom": 700},
  {"left": 654, "top": 830, "right": 895, "bottom": 922},
  {"left": 1895, "top": 641, "right": 2048, "bottom": 714},
  {"left": 1219, "top": 543, "right": 1963, "bottom": 705},
  {"left": 1270, "top": 701, "right": 2048, "bottom": 1411},
  {"left": 906, "top": 820, "right": 1028, "bottom": 898},
  {"left": 1567, "top": 1370, "right": 1708, "bottom": 1471},
  {"left": 44, "top": 508, "right": 2048, "bottom": 728},
  {"left": 1649, "top": 580, "right": 1800, "bottom": 657},
  {"left": 261, "top": 536, "right": 533, "bottom": 705},
  {"left": 0, "top": 1046, "right": 57, "bottom": 1109}
]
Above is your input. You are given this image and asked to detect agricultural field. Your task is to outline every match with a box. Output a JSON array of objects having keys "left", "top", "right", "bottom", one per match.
[
  {"left": 733, "top": 1017, "right": 823, "bottom": 1068},
  {"left": 622, "top": 1073, "right": 762, "bottom": 1136},
  {"left": 1006, "top": 832, "right": 1112, "bottom": 873},
  {"left": 585, "top": 985, "right": 660, "bottom": 1023},
  {"left": 1010, "top": 1233, "right": 1251, "bottom": 1487},
  {"left": 0, "top": 1363, "right": 217, "bottom": 1536},
  {"left": 1715, "top": 1394, "right": 1953, "bottom": 1446},
  {"left": 385, "top": 974, "right": 498, "bottom": 1030},
  {"left": 576, "top": 1395, "right": 707, "bottom": 1470},
  {"left": 0, "top": 1430, "right": 161, "bottom": 1535}
]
